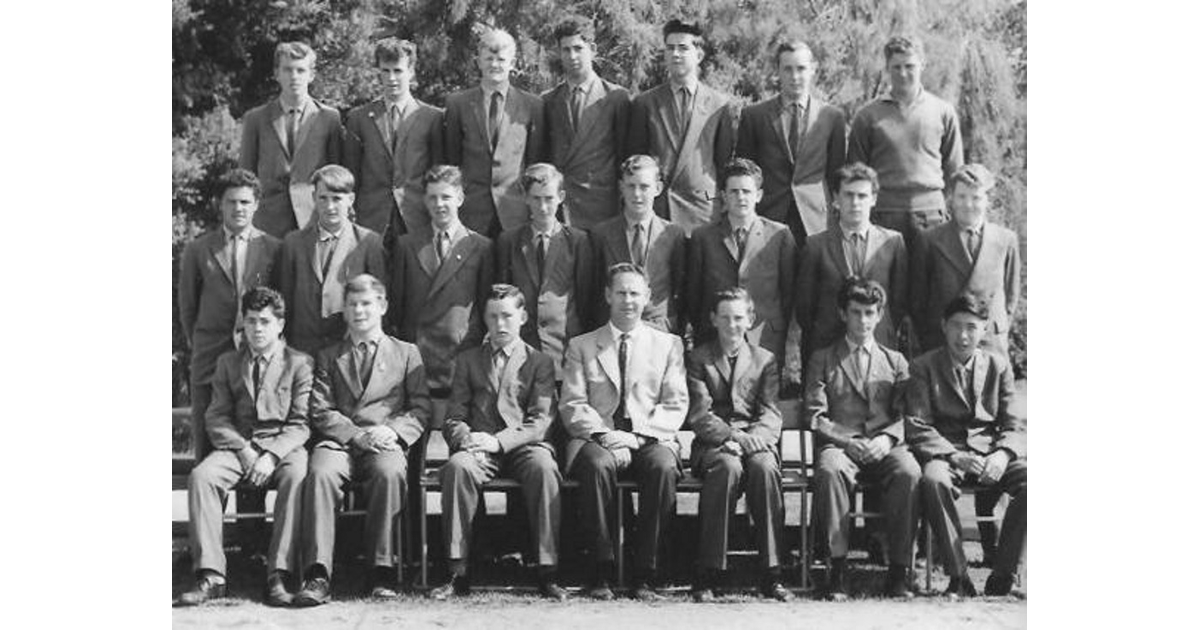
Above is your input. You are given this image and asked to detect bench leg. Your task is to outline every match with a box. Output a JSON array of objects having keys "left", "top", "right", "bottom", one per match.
[
  {"left": 800, "top": 487, "right": 810, "bottom": 590},
  {"left": 924, "top": 519, "right": 933, "bottom": 592},
  {"left": 419, "top": 484, "right": 428, "bottom": 589},
  {"left": 615, "top": 488, "right": 624, "bottom": 588},
  {"left": 394, "top": 511, "right": 403, "bottom": 586}
]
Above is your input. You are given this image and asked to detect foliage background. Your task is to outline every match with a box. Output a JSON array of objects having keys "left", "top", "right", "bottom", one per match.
[{"left": 172, "top": 0, "right": 1028, "bottom": 404}]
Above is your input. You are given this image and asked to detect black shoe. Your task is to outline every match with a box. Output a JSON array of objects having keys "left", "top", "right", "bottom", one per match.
[
  {"left": 539, "top": 581, "right": 569, "bottom": 601},
  {"left": 370, "top": 567, "right": 398, "bottom": 599},
  {"left": 177, "top": 572, "right": 226, "bottom": 606},
  {"left": 824, "top": 558, "right": 848, "bottom": 602},
  {"left": 264, "top": 570, "right": 293, "bottom": 607},
  {"left": 691, "top": 587, "right": 716, "bottom": 603},
  {"left": 429, "top": 574, "right": 469, "bottom": 601},
  {"left": 944, "top": 575, "right": 978, "bottom": 599},
  {"left": 293, "top": 576, "right": 331, "bottom": 607},
  {"left": 984, "top": 572, "right": 1016, "bottom": 596},
  {"left": 632, "top": 581, "right": 661, "bottom": 601},
  {"left": 885, "top": 565, "right": 914, "bottom": 599},
  {"left": 760, "top": 580, "right": 793, "bottom": 602},
  {"left": 583, "top": 580, "right": 615, "bottom": 601}
]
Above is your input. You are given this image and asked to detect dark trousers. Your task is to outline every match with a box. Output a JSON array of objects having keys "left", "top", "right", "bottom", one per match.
[
  {"left": 440, "top": 444, "right": 562, "bottom": 566},
  {"left": 188, "top": 379, "right": 213, "bottom": 460},
  {"left": 813, "top": 444, "right": 920, "bottom": 565},
  {"left": 920, "top": 458, "right": 1027, "bottom": 577},
  {"left": 302, "top": 444, "right": 408, "bottom": 574},
  {"left": 567, "top": 441, "right": 681, "bottom": 573},
  {"left": 694, "top": 448, "right": 784, "bottom": 570}
]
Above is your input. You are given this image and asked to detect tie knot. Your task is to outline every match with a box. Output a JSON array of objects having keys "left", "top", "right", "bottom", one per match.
[
  {"left": 736, "top": 227, "right": 747, "bottom": 239},
  {"left": 358, "top": 341, "right": 370, "bottom": 353},
  {"left": 619, "top": 332, "right": 629, "bottom": 342}
]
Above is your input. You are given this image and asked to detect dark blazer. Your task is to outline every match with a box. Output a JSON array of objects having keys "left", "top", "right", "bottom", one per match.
[
  {"left": 205, "top": 344, "right": 313, "bottom": 459},
  {"left": 310, "top": 335, "right": 431, "bottom": 450},
  {"left": 278, "top": 223, "right": 388, "bottom": 356},
  {"left": 343, "top": 97, "right": 444, "bottom": 236},
  {"left": 804, "top": 338, "right": 909, "bottom": 449},
  {"left": 389, "top": 226, "right": 494, "bottom": 390},
  {"left": 910, "top": 221, "right": 1022, "bottom": 351},
  {"left": 626, "top": 81, "right": 736, "bottom": 234},
  {"left": 443, "top": 341, "right": 556, "bottom": 453},
  {"left": 444, "top": 85, "right": 546, "bottom": 234},
  {"left": 904, "top": 347, "right": 1025, "bottom": 461},
  {"left": 687, "top": 339, "right": 782, "bottom": 451},
  {"left": 178, "top": 227, "right": 282, "bottom": 384},
  {"left": 239, "top": 98, "right": 343, "bottom": 237},
  {"left": 687, "top": 216, "right": 797, "bottom": 359},
  {"left": 590, "top": 214, "right": 688, "bottom": 334},
  {"left": 542, "top": 77, "right": 631, "bottom": 230},
  {"left": 495, "top": 223, "right": 597, "bottom": 377},
  {"left": 796, "top": 223, "right": 908, "bottom": 354},
  {"left": 736, "top": 95, "right": 847, "bottom": 237}
]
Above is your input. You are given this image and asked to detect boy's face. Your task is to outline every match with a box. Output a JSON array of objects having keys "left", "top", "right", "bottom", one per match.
[
  {"left": 942, "top": 311, "right": 986, "bottom": 362},
  {"left": 664, "top": 33, "right": 702, "bottom": 80},
  {"left": 722, "top": 174, "right": 762, "bottom": 222},
  {"left": 839, "top": 300, "right": 882, "bottom": 343},
  {"left": 711, "top": 298, "right": 755, "bottom": 346},
  {"left": 424, "top": 181, "right": 464, "bottom": 231},
  {"left": 313, "top": 180, "right": 354, "bottom": 232},
  {"left": 620, "top": 168, "right": 663, "bottom": 220},
  {"left": 606, "top": 271, "right": 650, "bottom": 328},
  {"left": 558, "top": 34, "right": 596, "bottom": 80},
  {"left": 777, "top": 48, "right": 816, "bottom": 100},
  {"left": 275, "top": 55, "right": 315, "bottom": 99},
  {"left": 886, "top": 51, "right": 923, "bottom": 95},
  {"left": 343, "top": 289, "right": 387, "bottom": 335},
  {"left": 950, "top": 182, "right": 989, "bottom": 229},
  {"left": 485, "top": 296, "right": 527, "bottom": 349},
  {"left": 525, "top": 180, "right": 563, "bottom": 227},
  {"left": 377, "top": 57, "right": 414, "bottom": 100},
  {"left": 242, "top": 307, "right": 284, "bottom": 354},
  {"left": 477, "top": 45, "right": 514, "bottom": 84},
  {"left": 219, "top": 186, "right": 259, "bottom": 233},
  {"left": 837, "top": 179, "right": 876, "bottom": 230}
]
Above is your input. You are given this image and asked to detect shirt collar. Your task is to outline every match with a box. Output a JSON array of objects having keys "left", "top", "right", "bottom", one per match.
[
  {"left": 780, "top": 93, "right": 809, "bottom": 109},
  {"left": 383, "top": 92, "right": 412, "bottom": 112},
  {"left": 669, "top": 76, "right": 699, "bottom": 95},
  {"left": 609, "top": 320, "right": 643, "bottom": 342},
  {"left": 721, "top": 337, "right": 747, "bottom": 359},
  {"left": 348, "top": 330, "right": 385, "bottom": 347},
  {"left": 532, "top": 221, "right": 561, "bottom": 240},
  {"left": 845, "top": 335, "right": 876, "bottom": 355},
  {"left": 249, "top": 339, "right": 281, "bottom": 363},
  {"left": 958, "top": 220, "right": 985, "bottom": 235},
  {"left": 483, "top": 83, "right": 510, "bottom": 102},
  {"left": 625, "top": 214, "right": 653, "bottom": 233},
  {"left": 318, "top": 224, "right": 344, "bottom": 241},
  {"left": 223, "top": 226, "right": 249, "bottom": 242},
  {"left": 883, "top": 86, "right": 925, "bottom": 105},
  {"left": 567, "top": 72, "right": 596, "bottom": 93},
  {"left": 727, "top": 214, "right": 759, "bottom": 233},
  {"left": 279, "top": 96, "right": 311, "bottom": 114},
  {"left": 434, "top": 220, "right": 465, "bottom": 241},
  {"left": 488, "top": 337, "right": 519, "bottom": 357},
  {"left": 842, "top": 224, "right": 869, "bottom": 240}
]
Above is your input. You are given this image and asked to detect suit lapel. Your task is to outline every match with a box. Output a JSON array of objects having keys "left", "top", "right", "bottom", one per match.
[
  {"left": 825, "top": 226, "right": 852, "bottom": 279},
  {"left": 673, "top": 85, "right": 716, "bottom": 182},
  {"left": 323, "top": 226, "right": 358, "bottom": 288},
  {"left": 361, "top": 338, "right": 395, "bottom": 403},
  {"left": 294, "top": 101, "right": 317, "bottom": 156},
  {"left": 242, "top": 229, "right": 263, "bottom": 285},
  {"left": 569, "top": 80, "right": 605, "bottom": 155},
  {"left": 595, "top": 327, "right": 621, "bottom": 389},
  {"left": 836, "top": 341, "right": 867, "bottom": 399},
  {"left": 938, "top": 349, "right": 972, "bottom": 408},
  {"left": 731, "top": 343, "right": 752, "bottom": 392},
  {"left": 496, "top": 343, "right": 528, "bottom": 426},
  {"left": 392, "top": 99, "right": 420, "bottom": 157},
  {"left": 970, "top": 223, "right": 1000, "bottom": 280},
  {"left": 934, "top": 225, "right": 973, "bottom": 279},
  {"left": 739, "top": 219, "right": 766, "bottom": 274},
  {"left": 720, "top": 220, "right": 739, "bottom": 262},
  {"left": 711, "top": 350, "right": 731, "bottom": 394},
  {"left": 335, "top": 343, "right": 363, "bottom": 401},
  {"left": 519, "top": 226, "right": 540, "bottom": 287},
  {"left": 469, "top": 89, "right": 490, "bottom": 154},
  {"left": 767, "top": 97, "right": 792, "bottom": 165},
  {"left": 608, "top": 219, "right": 633, "bottom": 263},
  {"left": 299, "top": 226, "right": 323, "bottom": 282},
  {"left": 415, "top": 236, "right": 439, "bottom": 279},
  {"left": 269, "top": 101, "right": 290, "bottom": 158},
  {"left": 209, "top": 232, "right": 234, "bottom": 285},
  {"left": 654, "top": 87, "right": 682, "bottom": 152},
  {"left": 429, "top": 232, "right": 477, "bottom": 297},
  {"left": 970, "top": 350, "right": 988, "bottom": 416},
  {"left": 861, "top": 225, "right": 884, "bottom": 276},
  {"left": 256, "top": 349, "right": 286, "bottom": 416},
  {"left": 370, "top": 100, "right": 393, "bottom": 157},
  {"left": 238, "top": 348, "right": 256, "bottom": 402},
  {"left": 791, "top": 95, "right": 816, "bottom": 178}
]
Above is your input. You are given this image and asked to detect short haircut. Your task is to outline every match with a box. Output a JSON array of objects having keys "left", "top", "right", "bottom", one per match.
[
  {"left": 711, "top": 287, "right": 756, "bottom": 316},
  {"left": 487, "top": 283, "right": 526, "bottom": 310},
  {"left": 663, "top": 19, "right": 704, "bottom": 44},
  {"left": 423, "top": 164, "right": 464, "bottom": 190},
  {"left": 834, "top": 162, "right": 880, "bottom": 195},
  {"left": 619, "top": 154, "right": 662, "bottom": 181},
  {"left": 479, "top": 28, "right": 517, "bottom": 55},
  {"left": 310, "top": 164, "right": 355, "bottom": 193},
  {"left": 274, "top": 41, "right": 316, "bottom": 68},
  {"left": 552, "top": 15, "right": 596, "bottom": 45},
  {"left": 836, "top": 276, "right": 888, "bottom": 311},
  {"left": 606, "top": 262, "right": 647, "bottom": 288},
  {"left": 720, "top": 158, "right": 764, "bottom": 190},
  {"left": 942, "top": 294, "right": 989, "bottom": 321},
  {"left": 215, "top": 168, "right": 261, "bottom": 201},
  {"left": 774, "top": 39, "right": 814, "bottom": 66},
  {"left": 242, "top": 286, "right": 286, "bottom": 319},
  {"left": 948, "top": 163, "right": 997, "bottom": 193},
  {"left": 343, "top": 273, "right": 387, "bottom": 301},
  {"left": 521, "top": 163, "right": 565, "bottom": 193},
  {"left": 374, "top": 37, "right": 417, "bottom": 68},
  {"left": 883, "top": 35, "right": 923, "bottom": 61}
]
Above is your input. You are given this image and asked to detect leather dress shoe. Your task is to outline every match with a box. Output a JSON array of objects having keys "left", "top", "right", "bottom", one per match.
[
  {"left": 885, "top": 565, "right": 914, "bottom": 599},
  {"left": 177, "top": 573, "right": 226, "bottom": 606},
  {"left": 293, "top": 576, "right": 331, "bottom": 607},
  {"left": 984, "top": 572, "right": 1016, "bottom": 597},
  {"left": 428, "top": 575, "right": 469, "bottom": 601},
  {"left": 691, "top": 587, "right": 716, "bottom": 603},
  {"left": 944, "top": 575, "right": 978, "bottom": 599},
  {"left": 539, "top": 580, "right": 569, "bottom": 601},
  {"left": 371, "top": 584, "right": 399, "bottom": 598},
  {"left": 632, "top": 581, "right": 662, "bottom": 601},
  {"left": 583, "top": 580, "right": 615, "bottom": 601},
  {"left": 264, "top": 571, "right": 293, "bottom": 607},
  {"left": 761, "top": 581, "right": 794, "bottom": 602}
]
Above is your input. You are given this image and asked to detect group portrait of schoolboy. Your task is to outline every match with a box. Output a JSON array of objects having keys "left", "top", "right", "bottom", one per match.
[{"left": 176, "top": 14, "right": 1025, "bottom": 608}]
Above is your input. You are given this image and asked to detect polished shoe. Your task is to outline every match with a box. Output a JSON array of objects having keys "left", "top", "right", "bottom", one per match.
[
  {"left": 632, "top": 581, "right": 662, "bottom": 602},
  {"left": 177, "top": 573, "right": 226, "bottom": 606},
  {"left": 371, "top": 584, "right": 399, "bottom": 598},
  {"left": 984, "top": 572, "right": 1016, "bottom": 596},
  {"left": 944, "top": 575, "right": 978, "bottom": 599},
  {"left": 824, "top": 558, "right": 848, "bottom": 602},
  {"left": 691, "top": 587, "right": 716, "bottom": 603},
  {"left": 583, "top": 580, "right": 615, "bottom": 601},
  {"left": 293, "top": 576, "right": 331, "bottom": 607},
  {"left": 264, "top": 571, "right": 293, "bottom": 607},
  {"left": 429, "top": 574, "right": 469, "bottom": 601},
  {"left": 885, "top": 565, "right": 914, "bottom": 599},
  {"left": 538, "top": 580, "right": 569, "bottom": 601},
  {"left": 760, "top": 581, "right": 794, "bottom": 602}
]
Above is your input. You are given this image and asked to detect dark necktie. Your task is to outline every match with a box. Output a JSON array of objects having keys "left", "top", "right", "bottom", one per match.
[
  {"left": 488, "top": 91, "right": 502, "bottom": 150},
  {"left": 966, "top": 229, "right": 981, "bottom": 263},
  {"left": 734, "top": 227, "right": 748, "bottom": 263},
  {"left": 570, "top": 86, "right": 585, "bottom": 131},
  {"left": 357, "top": 342, "right": 374, "bottom": 387},
  {"left": 631, "top": 223, "right": 646, "bottom": 268},
  {"left": 787, "top": 102, "right": 802, "bottom": 159},
  {"left": 615, "top": 333, "right": 632, "bottom": 431},
  {"left": 676, "top": 87, "right": 692, "bottom": 134},
  {"left": 389, "top": 104, "right": 402, "bottom": 150},
  {"left": 436, "top": 231, "right": 450, "bottom": 266},
  {"left": 536, "top": 233, "right": 547, "bottom": 284},
  {"left": 852, "top": 233, "right": 865, "bottom": 275},
  {"left": 725, "top": 353, "right": 738, "bottom": 392},
  {"left": 319, "top": 235, "right": 336, "bottom": 279},
  {"left": 489, "top": 347, "right": 505, "bottom": 391},
  {"left": 229, "top": 235, "right": 241, "bottom": 297},
  {"left": 286, "top": 107, "right": 299, "bottom": 155},
  {"left": 252, "top": 355, "right": 263, "bottom": 401}
]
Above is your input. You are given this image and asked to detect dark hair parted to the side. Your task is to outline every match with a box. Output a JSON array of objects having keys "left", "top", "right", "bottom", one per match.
[
  {"left": 274, "top": 41, "right": 316, "bottom": 68},
  {"left": 487, "top": 283, "right": 526, "bottom": 309},
  {"left": 423, "top": 164, "right": 464, "bottom": 190},
  {"left": 774, "top": 39, "right": 814, "bottom": 66},
  {"left": 552, "top": 15, "right": 596, "bottom": 45},
  {"left": 720, "top": 158, "right": 764, "bottom": 190},
  {"left": 606, "top": 262, "right": 647, "bottom": 288},
  {"left": 242, "top": 286, "right": 286, "bottom": 319},
  {"left": 836, "top": 276, "right": 888, "bottom": 311},
  {"left": 834, "top": 162, "right": 880, "bottom": 195},
  {"left": 619, "top": 154, "right": 662, "bottom": 181},
  {"left": 663, "top": 19, "right": 704, "bottom": 42},
  {"left": 942, "top": 294, "right": 989, "bottom": 322},
  {"left": 711, "top": 287, "right": 756, "bottom": 316},
  {"left": 310, "top": 164, "right": 356, "bottom": 193},
  {"left": 883, "top": 35, "right": 923, "bottom": 61},
  {"left": 215, "top": 168, "right": 261, "bottom": 201},
  {"left": 521, "top": 163, "right": 565, "bottom": 192},
  {"left": 947, "top": 163, "right": 996, "bottom": 193},
  {"left": 343, "top": 273, "right": 388, "bottom": 301},
  {"left": 374, "top": 37, "right": 418, "bottom": 68}
]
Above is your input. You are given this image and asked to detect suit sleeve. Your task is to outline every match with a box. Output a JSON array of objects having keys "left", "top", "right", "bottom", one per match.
[
  {"left": 327, "top": 109, "right": 345, "bottom": 167},
  {"left": 714, "top": 101, "right": 737, "bottom": 168},
  {"left": 559, "top": 338, "right": 606, "bottom": 438},
  {"left": 903, "top": 358, "right": 958, "bottom": 461},
  {"left": 384, "top": 347, "right": 432, "bottom": 448},
  {"left": 685, "top": 233, "right": 706, "bottom": 333},
  {"left": 612, "top": 89, "right": 632, "bottom": 166},
  {"left": 991, "top": 358, "right": 1026, "bottom": 458},
  {"left": 205, "top": 357, "right": 247, "bottom": 451},
  {"left": 465, "top": 240, "right": 495, "bottom": 348},
  {"left": 777, "top": 229, "right": 798, "bottom": 325},
  {"left": 428, "top": 108, "right": 445, "bottom": 165},
  {"left": 443, "top": 97, "right": 463, "bottom": 166},
  {"left": 442, "top": 352, "right": 473, "bottom": 452},
  {"left": 364, "top": 233, "right": 389, "bottom": 290},
  {"left": 686, "top": 352, "right": 730, "bottom": 444},
  {"left": 343, "top": 115, "right": 364, "bottom": 191},
  {"left": 877, "top": 353, "right": 909, "bottom": 445},
  {"left": 641, "top": 336, "right": 688, "bottom": 441},
  {"left": 572, "top": 232, "right": 597, "bottom": 330},
  {"left": 524, "top": 95, "right": 547, "bottom": 165},
  {"left": 495, "top": 354, "right": 556, "bottom": 452},
  {"left": 735, "top": 108, "right": 758, "bottom": 162},
  {"left": 388, "top": 241, "right": 408, "bottom": 336},
  {"left": 825, "top": 108, "right": 848, "bottom": 195},
  {"left": 495, "top": 232, "right": 513, "bottom": 284},
  {"left": 1004, "top": 233, "right": 1022, "bottom": 324},
  {"left": 178, "top": 242, "right": 201, "bottom": 346},
  {"left": 669, "top": 232, "right": 688, "bottom": 333},
  {"left": 278, "top": 238, "right": 298, "bottom": 345},
  {"left": 803, "top": 350, "right": 857, "bottom": 448},
  {"left": 254, "top": 355, "right": 314, "bottom": 459},
  {"left": 890, "top": 235, "right": 910, "bottom": 323},
  {"left": 746, "top": 353, "right": 783, "bottom": 443},
  {"left": 239, "top": 110, "right": 258, "bottom": 172},
  {"left": 846, "top": 109, "right": 870, "bottom": 169},
  {"left": 309, "top": 350, "right": 363, "bottom": 445},
  {"left": 940, "top": 107, "right": 964, "bottom": 188},
  {"left": 794, "top": 236, "right": 819, "bottom": 331},
  {"left": 625, "top": 96, "right": 650, "bottom": 158}
]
